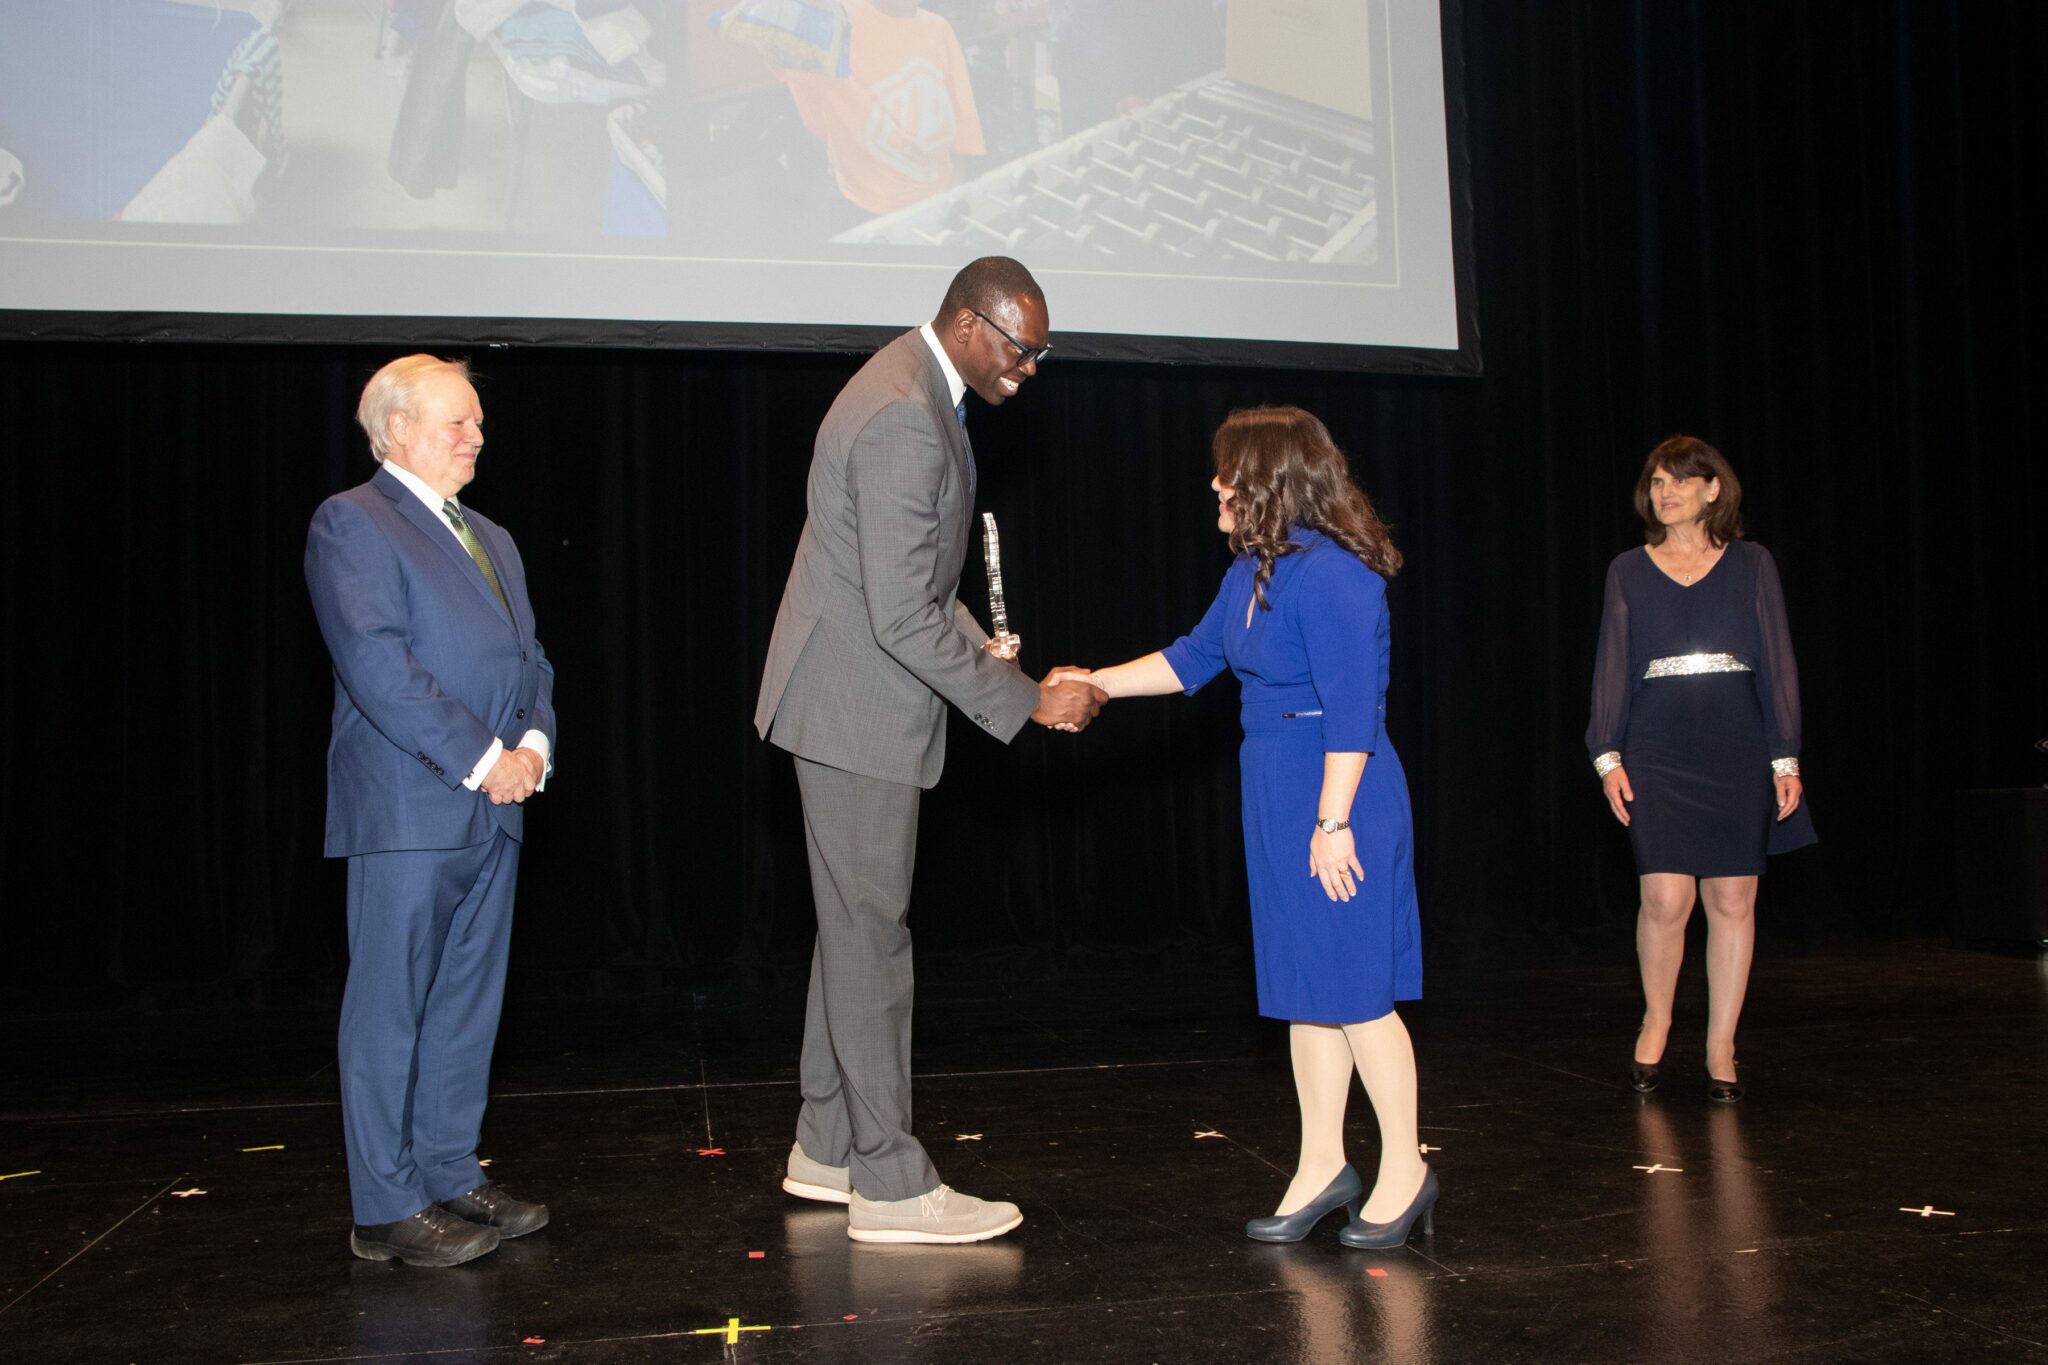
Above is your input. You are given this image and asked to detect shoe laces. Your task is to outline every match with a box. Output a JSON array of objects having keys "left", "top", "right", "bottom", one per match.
[{"left": 918, "top": 1185, "right": 956, "bottom": 1217}]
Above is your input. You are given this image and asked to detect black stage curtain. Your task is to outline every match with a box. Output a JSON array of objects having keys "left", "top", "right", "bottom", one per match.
[{"left": 1, "top": 2, "right": 2038, "bottom": 1006}]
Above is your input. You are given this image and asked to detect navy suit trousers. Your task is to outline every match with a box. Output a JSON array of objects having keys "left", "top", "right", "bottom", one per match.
[{"left": 338, "top": 831, "right": 520, "bottom": 1225}]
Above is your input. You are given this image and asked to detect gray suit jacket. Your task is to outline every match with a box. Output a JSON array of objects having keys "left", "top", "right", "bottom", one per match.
[{"left": 755, "top": 329, "right": 1042, "bottom": 788}]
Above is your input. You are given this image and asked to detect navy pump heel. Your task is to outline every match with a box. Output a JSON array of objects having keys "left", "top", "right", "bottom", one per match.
[
  {"left": 1244, "top": 1166, "right": 1364, "bottom": 1243},
  {"left": 1338, "top": 1167, "right": 1439, "bottom": 1250}
]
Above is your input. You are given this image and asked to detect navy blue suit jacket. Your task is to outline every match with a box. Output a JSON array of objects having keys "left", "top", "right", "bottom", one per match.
[{"left": 306, "top": 466, "right": 557, "bottom": 857}]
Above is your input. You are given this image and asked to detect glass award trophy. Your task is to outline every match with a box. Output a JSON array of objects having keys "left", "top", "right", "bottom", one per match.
[{"left": 981, "top": 512, "right": 1021, "bottom": 661}]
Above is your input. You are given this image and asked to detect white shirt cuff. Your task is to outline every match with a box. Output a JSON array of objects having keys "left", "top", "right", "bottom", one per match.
[
  {"left": 517, "top": 730, "right": 552, "bottom": 791},
  {"left": 463, "top": 738, "right": 506, "bottom": 791}
]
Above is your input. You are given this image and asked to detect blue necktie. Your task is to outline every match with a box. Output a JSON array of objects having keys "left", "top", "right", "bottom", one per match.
[{"left": 955, "top": 398, "right": 978, "bottom": 511}]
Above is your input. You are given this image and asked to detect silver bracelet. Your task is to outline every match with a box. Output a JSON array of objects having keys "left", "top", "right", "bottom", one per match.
[
  {"left": 1771, "top": 757, "right": 1801, "bottom": 778},
  {"left": 1592, "top": 752, "right": 1622, "bottom": 778}
]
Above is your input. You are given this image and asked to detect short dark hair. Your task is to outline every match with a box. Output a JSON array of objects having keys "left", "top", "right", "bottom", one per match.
[
  {"left": 1633, "top": 435, "right": 1744, "bottom": 546},
  {"left": 935, "top": 256, "right": 1044, "bottom": 325}
]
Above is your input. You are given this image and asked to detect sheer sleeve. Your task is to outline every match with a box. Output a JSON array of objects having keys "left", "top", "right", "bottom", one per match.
[
  {"left": 1585, "top": 555, "right": 1633, "bottom": 766},
  {"left": 1750, "top": 545, "right": 1802, "bottom": 763},
  {"left": 1300, "top": 555, "right": 1385, "bottom": 754},
  {"left": 1159, "top": 560, "right": 1241, "bottom": 695}
]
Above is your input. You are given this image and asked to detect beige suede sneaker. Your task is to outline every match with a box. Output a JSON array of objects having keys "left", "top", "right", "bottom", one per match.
[
  {"left": 847, "top": 1184, "right": 1023, "bottom": 1244},
  {"left": 781, "top": 1142, "right": 851, "bottom": 1205}
]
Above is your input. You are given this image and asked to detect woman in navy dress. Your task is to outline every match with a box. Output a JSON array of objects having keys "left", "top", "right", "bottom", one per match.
[
  {"left": 1064, "top": 406, "right": 1432, "bottom": 1249},
  {"left": 1587, "top": 436, "right": 1817, "bottom": 1103}
]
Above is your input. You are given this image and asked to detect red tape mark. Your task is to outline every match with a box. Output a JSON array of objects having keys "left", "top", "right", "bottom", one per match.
[
  {"left": 1367, "top": 1268, "right": 1388, "bottom": 1278},
  {"left": 697, "top": 1147, "right": 726, "bottom": 1157},
  {"left": 748, "top": 1251, "right": 765, "bottom": 1259}
]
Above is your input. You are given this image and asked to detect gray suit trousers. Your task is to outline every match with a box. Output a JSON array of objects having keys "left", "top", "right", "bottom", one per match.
[{"left": 792, "top": 755, "right": 938, "bottom": 1201}]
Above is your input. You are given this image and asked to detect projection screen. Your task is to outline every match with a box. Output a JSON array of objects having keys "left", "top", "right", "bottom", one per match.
[{"left": 0, "top": 0, "right": 1475, "bottom": 370}]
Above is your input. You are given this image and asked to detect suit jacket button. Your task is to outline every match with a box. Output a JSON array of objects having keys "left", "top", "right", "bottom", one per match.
[
  {"left": 521, "top": 651, "right": 529, "bottom": 661},
  {"left": 516, "top": 709, "right": 526, "bottom": 720}
]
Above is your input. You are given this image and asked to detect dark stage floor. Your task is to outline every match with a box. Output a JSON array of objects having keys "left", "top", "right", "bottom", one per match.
[{"left": 3, "top": 944, "right": 2046, "bottom": 1363}]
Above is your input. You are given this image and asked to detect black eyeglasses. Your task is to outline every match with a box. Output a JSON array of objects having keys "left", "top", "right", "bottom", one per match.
[{"left": 971, "top": 309, "right": 1053, "bottom": 366}]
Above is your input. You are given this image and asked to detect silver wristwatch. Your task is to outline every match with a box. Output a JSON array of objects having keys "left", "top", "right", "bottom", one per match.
[{"left": 1315, "top": 817, "right": 1350, "bottom": 834}]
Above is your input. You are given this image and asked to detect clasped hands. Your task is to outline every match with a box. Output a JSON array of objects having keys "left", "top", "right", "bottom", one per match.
[
  {"left": 983, "top": 634, "right": 1107, "bottom": 732},
  {"left": 481, "top": 746, "right": 546, "bottom": 805},
  {"left": 1033, "top": 665, "right": 1106, "bottom": 733}
]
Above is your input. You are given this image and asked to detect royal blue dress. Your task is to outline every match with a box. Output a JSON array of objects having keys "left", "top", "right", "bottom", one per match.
[
  {"left": 1162, "top": 527, "right": 1422, "bottom": 1024},
  {"left": 1586, "top": 540, "right": 1819, "bottom": 876}
]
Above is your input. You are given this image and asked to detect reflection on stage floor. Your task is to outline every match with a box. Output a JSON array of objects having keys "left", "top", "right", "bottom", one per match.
[{"left": 3, "top": 945, "right": 2045, "bottom": 1362}]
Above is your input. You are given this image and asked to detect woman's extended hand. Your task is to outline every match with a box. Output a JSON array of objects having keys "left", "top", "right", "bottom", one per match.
[
  {"left": 1309, "top": 826, "right": 1365, "bottom": 903},
  {"left": 1775, "top": 773, "right": 1803, "bottom": 820},
  {"left": 1602, "top": 766, "right": 1633, "bottom": 826},
  {"left": 1042, "top": 666, "right": 1095, "bottom": 730}
]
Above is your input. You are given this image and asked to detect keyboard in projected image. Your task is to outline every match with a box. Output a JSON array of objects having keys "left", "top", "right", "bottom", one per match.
[{"left": 835, "top": 77, "right": 1378, "bottom": 272}]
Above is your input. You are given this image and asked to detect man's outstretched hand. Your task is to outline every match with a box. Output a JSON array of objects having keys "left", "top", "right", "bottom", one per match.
[{"left": 1032, "top": 667, "right": 1106, "bottom": 732}]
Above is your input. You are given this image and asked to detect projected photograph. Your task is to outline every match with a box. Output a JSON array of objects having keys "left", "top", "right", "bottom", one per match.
[
  {"left": 0, "top": 0, "right": 1453, "bottom": 355},
  {"left": 0, "top": 0, "right": 1377, "bottom": 263}
]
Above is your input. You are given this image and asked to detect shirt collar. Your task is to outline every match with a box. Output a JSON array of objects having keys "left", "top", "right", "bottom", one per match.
[
  {"left": 382, "top": 457, "right": 458, "bottom": 517},
  {"left": 918, "top": 322, "right": 968, "bottom": 412}
]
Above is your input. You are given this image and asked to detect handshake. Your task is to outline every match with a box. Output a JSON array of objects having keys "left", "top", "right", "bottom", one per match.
[
  {"left": 979, "top": 637, "right": 1119, "bottom": 734},
  {"left": 1030, "top": 666, "right": 1106, "bottom": 734}
]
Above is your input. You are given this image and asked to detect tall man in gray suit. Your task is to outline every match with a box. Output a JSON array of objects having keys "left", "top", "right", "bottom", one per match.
[{"left": 755, "top": 257, "right": 1104, "bottom": 1244}]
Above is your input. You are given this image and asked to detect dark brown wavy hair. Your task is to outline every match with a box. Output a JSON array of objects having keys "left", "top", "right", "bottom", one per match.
[
  {"left": 1634, "top": 435, "right": 1745, "bottom": 546},
  {"left": 1213, "top": 405, "right": 1402, "bottom": 610}
]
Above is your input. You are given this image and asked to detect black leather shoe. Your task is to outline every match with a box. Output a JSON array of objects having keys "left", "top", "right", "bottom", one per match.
[
  {"left": 1629, "top": 1026, "right": 1664, "bottom": 1094},
  {"left": 1706, "top": 1070, "right": 1744, "bottom": 1104},
  {"left": 351, "top": 1207, "right": 501, "bottom": 1266},
  {"left": 440, "top": 1181, "right": 550, "bottom": 1237}
]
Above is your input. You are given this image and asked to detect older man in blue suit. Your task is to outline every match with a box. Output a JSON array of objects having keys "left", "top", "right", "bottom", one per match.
[{"left": 306, "top": 355, "right": 557, "bottom": 1267}]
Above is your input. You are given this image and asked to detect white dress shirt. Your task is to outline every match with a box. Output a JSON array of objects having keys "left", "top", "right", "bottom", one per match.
[
  {"left": 379, "top": 458, "right": 552, "bottom": 791},
  {"left": 919, "top": 323, "right": 968, "bottom": 411}
]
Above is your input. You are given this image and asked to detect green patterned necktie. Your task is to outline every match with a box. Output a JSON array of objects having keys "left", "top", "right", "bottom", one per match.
[{"left": 442, "top": 500, "right": 513, "bottom": 620}]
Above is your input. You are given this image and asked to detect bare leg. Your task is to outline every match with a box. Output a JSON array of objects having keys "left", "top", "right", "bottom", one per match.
[
  {"left": 1276, "top": 1022, "right": 1355, "bottom": 1215},
  {"left": 1635, "top": 873, "right": 1697, "bottom": 1064},
  {"left": 1698, "top": 875, "right": 1758, "bottom": 1080},
  {"left": 1344, "top": 1010, "right": 1428, "bottom": 1222}
]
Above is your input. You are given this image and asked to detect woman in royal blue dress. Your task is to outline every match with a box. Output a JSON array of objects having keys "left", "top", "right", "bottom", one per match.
[
  {"left": 1587, "top": 436, "right": 1817, "bottom": 1104},
  {"left": 1065, "top": 406, "right": 1432, "bottom": 1249}
]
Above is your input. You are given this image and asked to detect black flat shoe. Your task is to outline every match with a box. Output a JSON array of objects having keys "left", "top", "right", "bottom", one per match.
[
  {"left": 1338, "top": 1167, "right": 1439, "bottom": 1250},
  {"left": 440, "top": 1181, "right": 550, "bottom": 1237},
  {"left": 351, "top": 1207, "right": 500, "bottom": 1266},
  {"left": 1245, "top": 1166, "right": 1363, "bottom": 1243},
  {"left": 1706, "top": 1070, "right": 1743, "bottom": 1104}
]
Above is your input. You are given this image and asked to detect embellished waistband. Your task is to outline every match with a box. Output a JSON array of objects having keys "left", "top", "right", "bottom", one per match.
[{"left": 1643, "top": 652, "right": 1751, "bottom": 679}]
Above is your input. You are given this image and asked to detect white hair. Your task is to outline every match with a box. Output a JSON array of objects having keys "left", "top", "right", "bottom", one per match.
[{"left": 356, "top": 355, "right": 471, "bottom": 461}]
